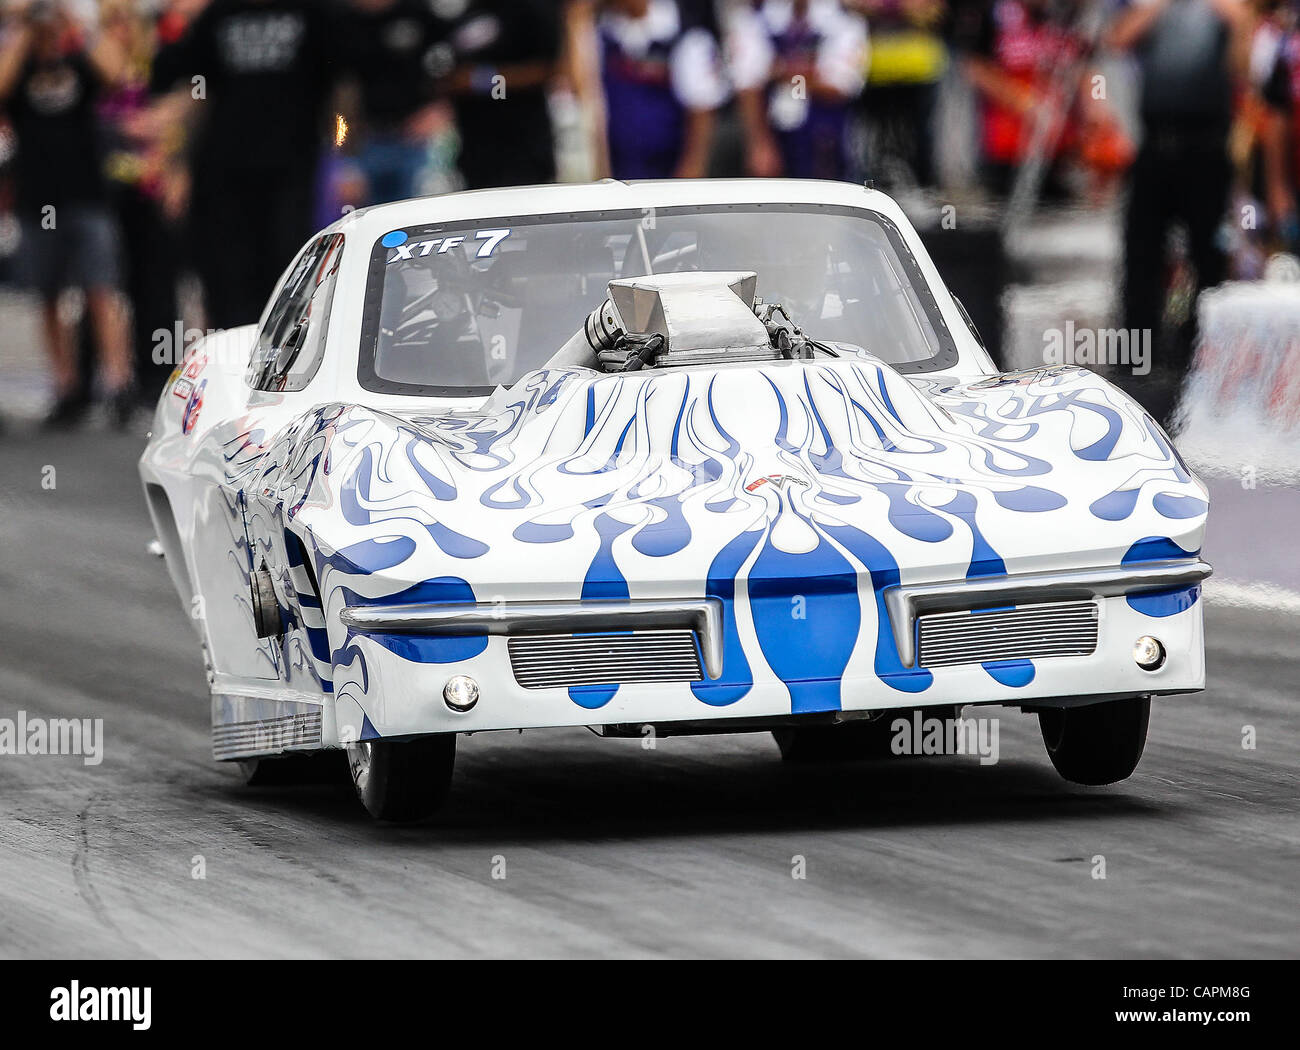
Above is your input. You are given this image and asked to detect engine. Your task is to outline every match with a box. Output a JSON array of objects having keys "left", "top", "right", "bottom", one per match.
[{"left": 547, "top": 271, "right": 819, "bottom": 374}]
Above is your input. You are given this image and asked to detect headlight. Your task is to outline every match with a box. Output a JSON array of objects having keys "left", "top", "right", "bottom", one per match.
[
  {"left": 1133, "top": 635, "right": 1166, "bottom": 671},
  {"left": 443, "top": 674, "right": 480, "bottom": 711}
]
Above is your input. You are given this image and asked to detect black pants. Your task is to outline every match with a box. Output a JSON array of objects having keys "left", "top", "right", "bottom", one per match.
[
  {"left": 191, "top": 164, "right": 317, "bottom": 331},
  {"left": 861, "top": 81, "right": 938, "bottom": 189},
  {"left": 1121, "top": 127, "right": 1231, "bottom": 376},
  {"left": 112, "top": 183, "right": 181, "bottom": 401}
]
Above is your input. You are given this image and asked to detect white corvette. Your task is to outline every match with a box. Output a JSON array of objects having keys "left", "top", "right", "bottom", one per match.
[{"left": 140, "top": 179, "right": 1211, "bottom": 821}]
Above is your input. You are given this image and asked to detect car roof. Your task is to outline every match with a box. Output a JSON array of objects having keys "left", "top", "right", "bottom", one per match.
[{"left": 324, "top": 178, "right": 904, "bottom": 243}]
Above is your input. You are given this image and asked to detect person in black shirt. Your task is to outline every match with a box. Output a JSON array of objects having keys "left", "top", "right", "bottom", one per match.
[
  {"left": 0, "top": 0, "right": 135, "bottom": 427},
  {"left": 436, "top": 0, "right": 561, "bottom": 189},
  {"left": 155, "top": 0, "right": 342, "bottom": 330},
  {"left": 1109, "top": 0, "right": 1251, "bottom": 402},
  {"left": 337, "top": 0, "right": 446, "bottom": 204}
]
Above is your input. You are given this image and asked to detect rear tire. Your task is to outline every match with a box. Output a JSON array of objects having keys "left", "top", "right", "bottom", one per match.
[
  {"left": 1038, "top": 696, "right": 1150, "bottom": 786},
  {"left": 347, "top": 734, "right": 456, "bottom": 822},
  {"left": 774, "top": 706, "right": 960, "bottom": 762}
]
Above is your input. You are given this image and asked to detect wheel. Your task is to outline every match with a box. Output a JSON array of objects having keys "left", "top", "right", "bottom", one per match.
[
  {"left": 347, "top": 734, "right": 456, "bottom": 822},
  {"left": 240, "top": 750, "right": 348, "bottom": 786},
  {"left": 250, "top": 566, "right": 282, "bottom": 639},
  {"left": 773, "top": 706, "right": 960, "bottom": 762},
  {"left": 1038, "top": 696, "right": 1150, "bottom": 786}
]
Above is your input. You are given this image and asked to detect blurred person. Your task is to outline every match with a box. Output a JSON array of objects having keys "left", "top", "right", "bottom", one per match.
[
  {"left": 965, "top": 0, "right": 1136, "bottom": 200},
  {"left": 962, "top": 0, "right": 1091, "bottom": 196},
  {"left": 437, "top": 0, "right": 560, "bottom": 189},
  {"left": 729, "top": 0, "right": 869, "bottom": 182},
  {"left": 152, "top": 0, "right": 342, "bottom": 330},
  {"left": 561, "top": 0, "right": 609, "bottom": 179},
  {"left": 98, "top": 0, "right": 182, "bottom": 404},
  {"left": 335, "top": 0, "right": 447, "bottom": 205},
  {"left": 138, "top": 0, "right": 211, "bottom": 343},
  {"left": 1257, "top": 0, "right": 1300, "bottom": 249},
  {"left": 961, "top": 0, "right": 1131, "bottom": 199},
  {"left": 0, "top": 0, "right": 134, "bottom": 427},
  {"left": 852, "top": 0, "right": 947, "bottom": 188},
  {"left": 1109, "top": 0, "right": 1252, "bottom": 380},
  {"left": 149, "top": 0, "right": 211, "bottom": 90},
  {"left": 1200, "top": 0, "right": 1285, "bottom": 278},
  {"left": 594, "top": 0, "right": 727, "bottom": 180}
]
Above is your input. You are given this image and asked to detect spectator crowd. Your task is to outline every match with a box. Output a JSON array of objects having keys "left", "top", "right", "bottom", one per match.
[{"left": 0, "top": 0, "right": 1295, "bottom": 428}]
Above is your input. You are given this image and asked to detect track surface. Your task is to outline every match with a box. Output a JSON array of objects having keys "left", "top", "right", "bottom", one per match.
[{"left": 0, "top": 426, "right": 1296, "bottom": 958}]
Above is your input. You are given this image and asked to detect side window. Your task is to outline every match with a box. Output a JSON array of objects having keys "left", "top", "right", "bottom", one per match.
[{"left": 247, "top": 233, "right": 344, "bottom": 392}]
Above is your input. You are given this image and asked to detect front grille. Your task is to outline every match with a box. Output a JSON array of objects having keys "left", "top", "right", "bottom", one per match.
[
  {"left": 917, "top": 600, "right": 1099, "bottom": 668},
  {"left": 508, "top": 629, "right": 703, "bottom": 689}
]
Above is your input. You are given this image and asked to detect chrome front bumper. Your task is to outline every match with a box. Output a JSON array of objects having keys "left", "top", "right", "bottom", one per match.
[
  {"left": 340, "top": 597, "right": 726, "bottom": 679},
  {"left": 339, "top": 559, "right": 1211, "bottom": 682},
  {"left": 882, "top": 559, "right": 1214, "bottom": 668},
  {"left": 326, "top": 563, "right": 1209, "bottom": 741}
]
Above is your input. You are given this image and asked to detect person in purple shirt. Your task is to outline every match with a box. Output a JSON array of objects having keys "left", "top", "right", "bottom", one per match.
[
  {"left": 597, "top": 0, "right": 727, "bottom": 179},
  {"left": 730, "top": 0, "right": 868, "bottom": 181}
]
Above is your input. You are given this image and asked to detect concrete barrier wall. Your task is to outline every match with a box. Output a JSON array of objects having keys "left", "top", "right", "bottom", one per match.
[{"left": 1176, "top": 282, "right": 1300, "bottom": 487}]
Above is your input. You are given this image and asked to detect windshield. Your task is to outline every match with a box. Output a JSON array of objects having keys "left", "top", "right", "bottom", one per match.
[{"left": 358, "top": 203, "right": 958, "bottom": 396}]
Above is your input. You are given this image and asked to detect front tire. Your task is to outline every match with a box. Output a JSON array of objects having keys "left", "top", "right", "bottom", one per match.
[
  {"left": 347, "top": 734, "right": 456, "bottom": 822},
  {"left": 1038, "top": 696, "right": 1150, "bottom": 786}
]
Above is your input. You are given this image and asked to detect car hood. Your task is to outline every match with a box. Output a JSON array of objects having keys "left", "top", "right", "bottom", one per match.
[{"left": 279, "top": 356, "right": 1208, "bottom": 599}]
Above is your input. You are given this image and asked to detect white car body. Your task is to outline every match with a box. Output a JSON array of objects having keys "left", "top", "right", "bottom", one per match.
[{"left": 139, "top": 179, "right": 1209, "bottom": 805}]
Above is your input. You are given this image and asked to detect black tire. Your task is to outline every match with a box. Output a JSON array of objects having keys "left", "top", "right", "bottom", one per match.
[
  {"left": 774, "top": 706, "right": 960, "bottom": 762},
  {"left": 1038, "top": 696, "right": 1150, "bottom": 786},
  {"left": 347, "top": 734, "right": 456, "bottom": 822},
  {"left": 240, "top": 750, "right": 348, "bottom": 786}
]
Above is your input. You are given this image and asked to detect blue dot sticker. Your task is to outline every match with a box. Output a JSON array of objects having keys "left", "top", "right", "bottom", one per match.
[{"left": 381, "top": 230, "right": 408, "bottom": 248}]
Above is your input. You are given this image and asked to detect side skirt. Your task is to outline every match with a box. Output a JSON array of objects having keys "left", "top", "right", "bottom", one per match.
[{"left": 212, "top": 690, "right": 325, "bottom": 761}]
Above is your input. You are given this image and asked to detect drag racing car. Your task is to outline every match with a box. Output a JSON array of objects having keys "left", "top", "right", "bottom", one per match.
[{"left": 139, "top": 179, "right": 1211, "bottom": 821}]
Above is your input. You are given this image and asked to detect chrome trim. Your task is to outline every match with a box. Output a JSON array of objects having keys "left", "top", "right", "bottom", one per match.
[
  {"left": 340, "top": 597, "right": 725, "bottom": 680},
  {"left": 884, "top": 559, "right": 1213, "bottom": 668}
]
